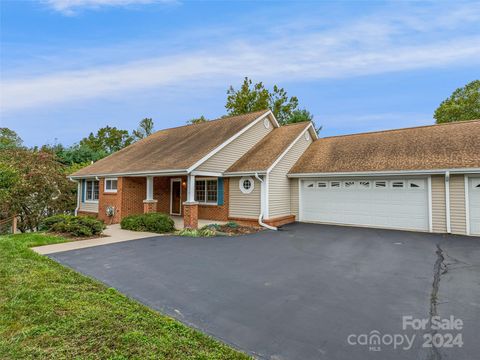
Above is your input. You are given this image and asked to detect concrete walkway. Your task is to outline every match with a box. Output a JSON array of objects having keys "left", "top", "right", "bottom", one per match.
[
  {"left": 33, "top": 218, "right": 227, "bottom": 255},
  {"left": 32, "top": 224, "right": 158, "bottom": 255}
]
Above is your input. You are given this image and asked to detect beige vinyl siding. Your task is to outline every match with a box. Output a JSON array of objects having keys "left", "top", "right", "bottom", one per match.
[
  {"left": 431, "top": 175, "right": 447, "bottom": 233},
  {"left": 290, "top": 178, "right": 299, "bottom": 219},
  {"left": 197, "top": 117, "right": 274, "bottom": 173},
  {"left": 449, "top": 174, "right": 467, "bottom": 235},
  {"left": 268, "top": 130, "right": 313, "bottom": 218},
  {"left": 79, "top": 201, "right": 99, "bottom": 213},
  {"left": 228, "top": 177, "right": 261, "bottom": 218}
]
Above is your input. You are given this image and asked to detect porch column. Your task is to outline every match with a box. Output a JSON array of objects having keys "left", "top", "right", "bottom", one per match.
[
  {"left": 143, "top": 176, "right": 158, "bottom": 213},
  {"left": 183, "top": 174, "right": 198, "bottom": 229}
]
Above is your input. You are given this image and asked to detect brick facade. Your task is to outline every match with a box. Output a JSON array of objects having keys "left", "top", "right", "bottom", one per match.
[{"left": 183, "top": 202, "right": 199, "bottom": 229}]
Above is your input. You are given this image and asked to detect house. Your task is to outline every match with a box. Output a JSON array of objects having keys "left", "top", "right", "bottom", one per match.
[{"left": 70, "top": 110, "right": 480, "bottom": 236}]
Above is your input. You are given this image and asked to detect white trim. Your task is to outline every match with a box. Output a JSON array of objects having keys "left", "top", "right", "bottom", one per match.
[
  {"left": 170, "top": 178, "right": 182, "bottom": 215},
  {"left": 146, "top": 176, "right": 154, "bottom": 201},
  {"left": 265, "top": 173, "right": 270, "bottom": 218},
  {"left": 187, "top": 110, "right": 277, "bottom": 173},
  {"left": 298, "top": 179, "right": 303, "bottom": 221},
  {"left": 70, "top": 169, "right": 188, "bottom": 179},
  {"left": 445, "top": 171, "right": 451, "bottom": 233},
  {"left": 224, "top": 171, "right": 267, "bottom": 176},
  {"left": 104, "top": 177, "right": 118, "bottom": 193},
  {"left": 191, "top": 171, "right": 223, "bottom": 177},
  {"left": 428, "top": 176, "right": 433, "bottom": 233},
  {"left": 288, "top": 168, "right": 480, "bottom": 178},
  {"left": 239, "top": 176, "right": 254, "bottom": 194},
  {"left": 193, "top": 177, "right": 219, "bottom": 204},
  {"left": 465, "top": 175, "right": 470, "bottom": 235},
  {"left": 267, "top": 123, "right": 315, "bottom": 174}
]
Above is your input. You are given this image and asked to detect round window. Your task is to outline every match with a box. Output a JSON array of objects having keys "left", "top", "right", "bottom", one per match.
[
  {"left": 263, "top": 118, "right": 270, "bottom": 129},
  {"left": 239, "top": 176, "right": 254, "bottom": 194},
  {"left": 304, "top": 131, "right": 310, "bottom": 141}
]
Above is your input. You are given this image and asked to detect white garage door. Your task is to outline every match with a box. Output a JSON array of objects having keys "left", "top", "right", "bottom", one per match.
[
  {"left": 469, "top": 178, "right": 480, "bottom": 236},
  {"left": 300, "top": 178, "right": 429, "bottom": 231}
]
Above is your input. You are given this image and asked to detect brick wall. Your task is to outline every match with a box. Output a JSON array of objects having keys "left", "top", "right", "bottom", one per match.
[
  {"left": 198, "top": 178, "right": 229, "bottom": 221},
  {"left": 98, "top": 178, "right": 123, "bottom": 224}
]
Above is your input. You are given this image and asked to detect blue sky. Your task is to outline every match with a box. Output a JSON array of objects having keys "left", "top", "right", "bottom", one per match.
[{"left": 0, "top": 0, "right": 479, "bottom": 147}]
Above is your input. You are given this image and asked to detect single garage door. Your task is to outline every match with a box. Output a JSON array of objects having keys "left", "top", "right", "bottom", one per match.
[
  {"left": 469, "top": 177, "right": 480, "bottom": 236},
  {"left": 300, "top": 178, "right": 429, "bottom": 232}
]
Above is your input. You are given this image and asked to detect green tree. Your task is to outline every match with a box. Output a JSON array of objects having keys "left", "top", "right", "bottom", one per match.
[
  {"left": 226, "top": 77, "right": 300, "bottom": 125},
  {"left": 79, "top": 126, "right": 133, "bottom": 154},
  {"left": 187, "top": 115, "right": 208, "bottom": 125},
  {"left": 133, "top": 118, "right": 155, "bottom": 140},
  {"left": 434, "top": 80, "right": 480, "bottom": 123},
  {"left": 287, "top": 109, "right": 322, "bottom": 133},
  {"left": 0, "top": 148, "right": 76, "bottom": 232},
  {"left": 0, "top": 127, "right": 23, "bottom": 149}
]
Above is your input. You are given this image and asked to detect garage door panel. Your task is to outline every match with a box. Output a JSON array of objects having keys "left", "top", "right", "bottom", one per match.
[
  {"left": 469, "top": 178, "right": 480, "bottom": 236},
  {"left": 301, "top": 178, "right": 429, "bottom": 232}
]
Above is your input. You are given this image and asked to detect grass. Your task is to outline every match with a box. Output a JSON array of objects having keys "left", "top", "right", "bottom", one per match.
[{"left": 0, "top": 233, "right": 250, "bottom": 360}]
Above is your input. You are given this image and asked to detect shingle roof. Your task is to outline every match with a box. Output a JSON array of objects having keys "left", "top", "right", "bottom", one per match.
[
  {"left": 72, "top": 110, "right": 270, "bottom": 177},
  {"left": 290, "top": 120, "right": 480, "bottom": 174},
  {"left": 227, "top": 122, "right": 312, "bottom": 172}
]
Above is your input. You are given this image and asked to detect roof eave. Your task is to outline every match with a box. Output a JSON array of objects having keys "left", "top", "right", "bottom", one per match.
[
  {"left": 287, "top": 168, "right": 480, "bottom": 178},
  {"left": 69, "top": 169, "right": 189, "bottom": 179}
]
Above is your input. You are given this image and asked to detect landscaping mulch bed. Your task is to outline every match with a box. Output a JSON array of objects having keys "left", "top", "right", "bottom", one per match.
[{"left": 214, "top": 224, "right": 263, "bottom": 235}]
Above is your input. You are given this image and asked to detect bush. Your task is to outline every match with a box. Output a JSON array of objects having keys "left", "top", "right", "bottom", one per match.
[
  {"left": 225, "top": 221, "right": 239, "bottom": 229},
  {"left": 177, "top": 227, "right": 217, "bottom": 237},
  {"left": 120, "top": 213, "right": 174, "bottom": 233},
  {"left": 40, "top": 215, "right": 105, "bottom": 237}
]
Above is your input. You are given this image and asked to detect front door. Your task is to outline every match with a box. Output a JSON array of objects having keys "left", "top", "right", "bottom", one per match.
[{"left": 171, "top": 179, "right": 182, "bottom": 215}]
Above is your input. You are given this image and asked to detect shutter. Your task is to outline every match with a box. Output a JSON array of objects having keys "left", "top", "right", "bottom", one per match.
[
  {"left": 217, "top": 178, "right": 224, "bottom": 205},
  {"left": 81, "top": 179, "right": 86, "bottom": 203}
]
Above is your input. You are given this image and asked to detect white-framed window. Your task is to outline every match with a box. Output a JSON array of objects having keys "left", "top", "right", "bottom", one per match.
[
  {"left": 195, "top": 178, "right": 218, "bottom": 204},
  {"left": 375, "top": 181, "right": 387, "bottom": 188},
  {"left": 343, "top": 181, "right": 356, "bottom": 188},
  {"left": 239, "top": 176, "right": 254, "bottom": 194},
  {"left": 359, "top": 180, "right": 371, "bottom": 189},
  {"left": 317, "top": 181, "right": 327, "bottom": 188},
  {"left": 391, "top": 181, "right": 405, "bottom": 188},
  {"left": 104, "top": 178, "right": 118, "bottom": 193},
  {"left": 263, "top": 118, "right": 271, "bottom": 129},
  {"left": 304, "top": 181, "right": 315, "bottom": 188},
  {"left": 330, "top": 181, "right": 341, "bottom": 188},
  {"left": 408, "top": 180, "right": 425, "bottom": 189},
  {"left": 304, "top": 131, "right": 310, "bottom": 141},
  {"left": 85, "top": 180, "right": 99, "bottom": 201}
]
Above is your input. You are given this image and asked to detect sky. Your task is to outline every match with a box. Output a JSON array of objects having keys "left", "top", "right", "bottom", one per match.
[{"left": 0, "top": 0, "right": 479, "bottom": 147}]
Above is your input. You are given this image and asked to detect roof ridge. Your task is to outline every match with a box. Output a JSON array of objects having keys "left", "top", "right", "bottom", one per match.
[
  {"left": 282, "top": 121, "right": 312, "bottom": 127},
  {"left": 319, "top": 119, "right": 480, "bottom": 140}
]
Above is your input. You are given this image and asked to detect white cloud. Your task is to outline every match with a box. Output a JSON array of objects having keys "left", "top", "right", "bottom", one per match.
[
  {"left": 44, "top": 0, "right": 173, "bottom": 15},
  {"left": 2, "top": 3, "right": 479, "bottom": 113}
]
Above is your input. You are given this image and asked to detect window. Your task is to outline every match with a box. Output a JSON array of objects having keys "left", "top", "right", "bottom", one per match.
[
  {"left": 85, "top": 180, "right": 99, "bottom": 201},
  {"left": 304, "top": 131, "right": 310, "bottom": 141},
  {"left": 344, "top": 181, "right": 355, "bottom": 188},
  {"left": 105, "top": 178, "right": 118, "bottom": 192},
  {"left": 305, "top": 181, "right": 314, "bottom": 188},
  {"left": 239, "top": 177, "right": 254, "bottom": 194},
  {"left": 359, "top": 181, "right": 371, "bottom": 189},
  {"left": 375, "top": 181, "right": 387, "bottom": 188},
  {"left": 391, "top": 181, "right": 405, "bottom": 188},
  {"left": 408, "top": 180, "right": 425, "bottom": 189},
  {"left": 317, "top": 181, "right": 327, "bottom": 188},
  {"left": 330, "top": 181, "right": 341, "bottom": 188},
  {"left": 195, "top": 179, "right": 218, "bottom": 203}
]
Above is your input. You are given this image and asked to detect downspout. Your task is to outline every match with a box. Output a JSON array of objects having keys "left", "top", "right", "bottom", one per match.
[
  {"left": 255, "top": 173, "right": 277, "bottom": 230},
  {"left": 445, "top": 171, "right": 451, "bottom": 233},
  {"left": 69, "top": 177, "right": 80, "bottom": 216}
]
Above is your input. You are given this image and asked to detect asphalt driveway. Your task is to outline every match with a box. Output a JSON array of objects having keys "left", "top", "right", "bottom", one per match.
[{"left": 50, "top": 223, "right": 480, "bottom": 360}]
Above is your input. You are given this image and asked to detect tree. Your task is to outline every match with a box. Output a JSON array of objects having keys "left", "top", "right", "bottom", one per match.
[
  {"left": 0, "top": 148, "right": 76, "bottom": 232},
  {"left": 0, "top": 127, "right": 23, "bottom": 149},
  {"left": 287, "top": 109, "right": 322, "bottom": 134},
  {"left": 434, "top": 80, "right": 480, "bottom": 123},
  {"left": 133, "top": 118, "right": 155, "bottom": 140},
  {"left": 226, "top": 77, "right": 300, "bottom": 125},
  {"left": 79, "top": 126, "right": 133, "bottom": 154},
  {"left": 187, "top": 115, "right": 208, "bottom": 125}
]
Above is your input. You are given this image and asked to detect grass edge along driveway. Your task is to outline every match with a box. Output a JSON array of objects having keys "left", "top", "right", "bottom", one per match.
[{"left": 0, "top": 234, "right": 250, "bottom": 360}]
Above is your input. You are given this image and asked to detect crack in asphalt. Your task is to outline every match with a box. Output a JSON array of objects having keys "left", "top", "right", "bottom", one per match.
[{"left": 426, "top": 244, "right": 448, "bottom": 360}]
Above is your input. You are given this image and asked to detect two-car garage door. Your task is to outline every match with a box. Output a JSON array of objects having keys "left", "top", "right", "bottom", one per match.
[
  {"left": 469, "top": 177, "right": 480, "bottom": 236},
  {"left": 300, "top": 178, "right": 429, "bottom": 232}
]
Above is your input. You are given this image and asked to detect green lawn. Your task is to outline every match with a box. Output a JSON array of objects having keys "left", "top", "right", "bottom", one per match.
[{"left": 0, "top": 234, "right": 249, "bottom": 359}]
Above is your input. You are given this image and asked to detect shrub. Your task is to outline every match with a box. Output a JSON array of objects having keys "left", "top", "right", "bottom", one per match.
[
  {"left": 120, "top": 213, "right": 174, "bottom": 233},
  {"left": 225, "top": 221, "right": 239, "bottom": 229},
  {"left": 40, "top": 215, "right": 105, "bottom": 237},
  {"left": 177, "top": 227, "right": 217, "bottom": 237}
]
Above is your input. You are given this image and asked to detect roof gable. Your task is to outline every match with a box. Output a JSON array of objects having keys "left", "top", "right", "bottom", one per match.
[
  {"left": 71, "top": 110, "right": 270, "bottom": 177},
  {"left": 290, "top": 120, "right": 480, "bottom": 174}
]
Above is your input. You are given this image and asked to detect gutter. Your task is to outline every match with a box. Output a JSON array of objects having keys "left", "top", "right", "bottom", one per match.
[
  {"left": 254, "top": 173, "right": 277, "bottom": 231},
  {"left": 287, "top": 168, "right": 480, "bottom": 178}
]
